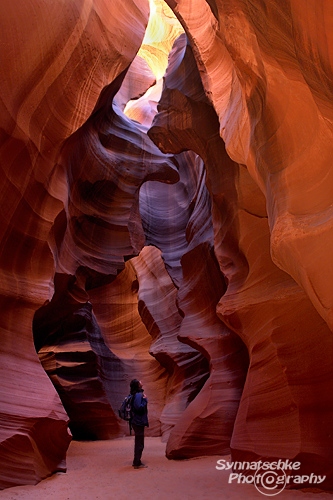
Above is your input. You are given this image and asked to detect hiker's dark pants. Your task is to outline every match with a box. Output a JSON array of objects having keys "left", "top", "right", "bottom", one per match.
[{"left": 132, "top": 423, "right": 145, "bottom": 466}]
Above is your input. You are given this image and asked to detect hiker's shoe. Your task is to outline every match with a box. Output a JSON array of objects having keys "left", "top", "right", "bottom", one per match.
[{"left": 133, "top": 464, "right": 148, "bottom": 469}]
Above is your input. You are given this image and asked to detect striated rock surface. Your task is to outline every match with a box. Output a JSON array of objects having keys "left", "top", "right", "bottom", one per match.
[
  {"left": 0, "top": 0, "right": 151, "bottom": 489},
  {"left": 139, "top": 144, "right": 248, "bottom": 456},
  {"left": 88, "top": 259, "right": 169, "bottom": 437},
  {"left": 137, "top": 154, "right": 217, "bottom": 443},
  {"left": 0, "top": 0, "right": 332, "bottom": 492},
  {"left": 133, "top": 245, "right": 210, "bottom": 440},
  {"left": 165, "top": 0, "right": 333, "bottom": 330},
  {"left": 33, "top": 285, "right": 121, "bottom": 440},
  {"left": 41, "top": 40, "right": 180, "bottom": 445},
  {"left": 149, "top": 29, "right": 333, "bottom": 483}
]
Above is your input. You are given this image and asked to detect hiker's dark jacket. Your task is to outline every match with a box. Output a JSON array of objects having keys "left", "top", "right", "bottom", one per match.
[{"left": 131, "top": 391, "right": 149, "bottom": 427}]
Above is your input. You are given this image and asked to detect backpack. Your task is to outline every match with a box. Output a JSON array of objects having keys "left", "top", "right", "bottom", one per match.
[{"left": 118, "top": 394, "right": 133, "bottom": 422}]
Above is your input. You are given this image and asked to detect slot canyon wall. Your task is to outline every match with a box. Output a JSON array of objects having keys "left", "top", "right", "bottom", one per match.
[{"left": 0, "top": 0, "right": 332, "bottom": 491}]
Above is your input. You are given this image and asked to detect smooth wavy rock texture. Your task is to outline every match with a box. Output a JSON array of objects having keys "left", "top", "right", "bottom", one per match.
[
  {"left": 0, "top": 0, "right": 150, "bottom": 488},
  {"left": 0, "top": 0, "right": 332, "bottom": 492},
  {"left": 148, "top": 27, "right": 333, "bottom": 484},
  {"left": 165, "top": 0, "right": 333, "bottom": 329}
]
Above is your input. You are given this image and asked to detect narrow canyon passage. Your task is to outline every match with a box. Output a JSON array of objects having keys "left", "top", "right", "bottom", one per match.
[{"left": 0, "top": 0, "right": 332, "bottom": 493}]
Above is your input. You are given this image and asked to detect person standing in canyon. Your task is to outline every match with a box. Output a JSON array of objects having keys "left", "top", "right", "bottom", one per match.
[{"left": 130, "top": 379, "right": 149, "bottom": 469}]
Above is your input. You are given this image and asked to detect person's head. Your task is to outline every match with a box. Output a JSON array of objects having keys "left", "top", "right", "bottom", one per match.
[{"left": 130, "top": 379, "right": 143, "bottom": 394}]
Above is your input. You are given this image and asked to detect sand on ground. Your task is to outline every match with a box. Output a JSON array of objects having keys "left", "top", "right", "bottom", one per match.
[{"left": 0, "top": 437, "right": 331, "bottom": 500}]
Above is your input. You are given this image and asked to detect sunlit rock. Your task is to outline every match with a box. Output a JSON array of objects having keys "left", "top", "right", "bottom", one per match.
[
  {"left": 165, "top": 0, "right": 333, "bottom": 330},
  {"left": 0, "top": 0, "right": 332, "bottom": 491},
  {"left": 0, "top": 0, "right": 150, "bottom": 488},
  {"left": 149, "top": 28, "right": 333, "bottom": 483}
]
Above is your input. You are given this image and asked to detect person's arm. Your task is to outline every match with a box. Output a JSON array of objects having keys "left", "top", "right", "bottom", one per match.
[{"left": 133, "top": 393, "right": 148, "bottom": 414}]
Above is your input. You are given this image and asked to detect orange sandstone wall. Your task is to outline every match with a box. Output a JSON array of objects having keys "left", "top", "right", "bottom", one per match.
[
  {"left": 0, "top": 0, "right": 150, "bottom": 488},
  {"left": 0, "top": 0, "right": 332, "bottom": 491}
]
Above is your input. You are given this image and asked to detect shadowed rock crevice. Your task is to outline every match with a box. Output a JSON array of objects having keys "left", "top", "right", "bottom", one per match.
[
  {"left": 1, "top": 0, "right": 333, "bottom": 492},
  {"left": 33, "top": 285, "right": 121, "bottom": 440}
]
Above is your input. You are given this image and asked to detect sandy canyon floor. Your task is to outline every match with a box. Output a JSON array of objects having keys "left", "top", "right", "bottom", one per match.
[{"left": 0, "top": 437, "right": 331, "bottom": 500}]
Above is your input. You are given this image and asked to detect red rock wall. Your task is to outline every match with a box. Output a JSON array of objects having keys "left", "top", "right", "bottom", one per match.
[
  {"left": 0, "top": 0, "right": 332, "bottom": 491},
  {"left": 152, "top": 2, "right": 333, "bottom": 486},
  {"left": 164, "top": 0, "right": 333, "bottom": 329},
  {"left": 0, "top": 0, "right": 150, "bottom": 488}
]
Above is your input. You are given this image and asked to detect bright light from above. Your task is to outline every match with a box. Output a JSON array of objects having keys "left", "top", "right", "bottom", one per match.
[{"left": 138, "top": 0, "right": 184, "bottom": 81}]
